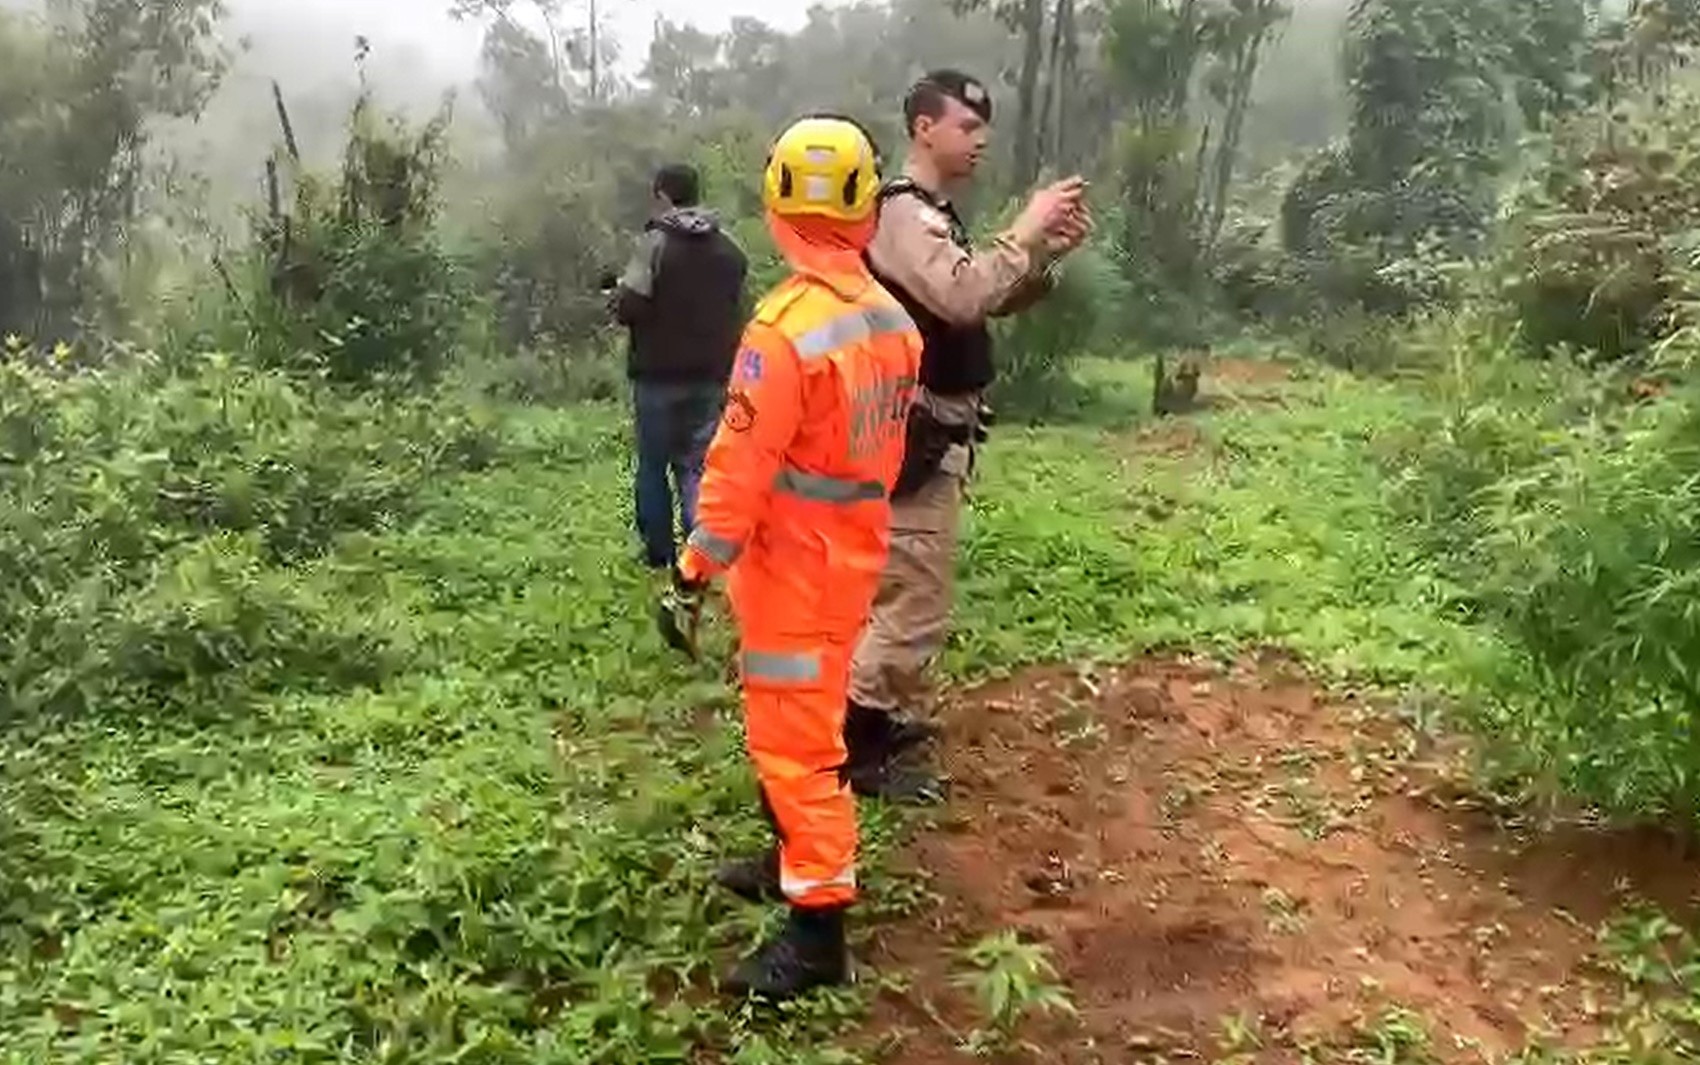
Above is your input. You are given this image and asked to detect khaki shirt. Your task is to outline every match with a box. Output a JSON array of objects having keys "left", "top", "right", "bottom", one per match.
[
  {"left": 866, "top": 186, "right": 1055, "bottom": 333},
  {"left": 868, "top": 174, "right": 1057, "bottom": 484}
]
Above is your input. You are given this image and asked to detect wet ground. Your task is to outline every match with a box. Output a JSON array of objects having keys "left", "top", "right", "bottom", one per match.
[{"left": 859, "top": 654, "right": 1700, "bottom": 1063}]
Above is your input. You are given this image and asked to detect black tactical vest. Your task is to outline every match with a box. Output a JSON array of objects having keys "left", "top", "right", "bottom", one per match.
[{"left": 865, "top": 179, "right": 996, "bottom": 397}]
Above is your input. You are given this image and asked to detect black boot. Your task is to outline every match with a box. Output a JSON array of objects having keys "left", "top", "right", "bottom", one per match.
[
  {"left": 843, "top": 702, "right": 892, "bottom": 800},
  {"left": 887, "top": 715, "right": 941, "bottom": 754},
  {"left": 847, "top": 701, "right": 938, "bottom": 759},
  {"left": 844, "top": 703, "right": 943, "bottom": 803},
  {"left": 848, "top": 755, "right": 946, "bottom": 804},
  {"left": 844, "top": 701, "right": 892, "bottom": 764},
  {"left": 713, "top": 849, "right": 783, "bottom": 904},
  {"left": 725, "top": 905, "right": 849, "bottom": 1001}
]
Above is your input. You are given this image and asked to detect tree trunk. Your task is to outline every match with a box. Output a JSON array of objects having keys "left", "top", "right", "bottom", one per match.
[
  {"left": 1189, "top": 119, "right": 1212, "bottom": 231},
  {"left": 1206, "top": 10, "right": 1278, "bottom": 250},
  {"left": 1053, "top": 0, "right": 1076, "bottom": 169},
  {"left": 1035, "top": 0, "right": 1068, "bottom": 178},
  {"left": 1170, "top": 0, "right": 1202, "bottom": 118},
  {"left": 271, "top": 81, "right": 301, "bottom": 164},
  {"left": 1012, "top": 0, "right": 1046, "bottom": 192},
  {"left": 588, "top": 0, "right": 600, "bottom": 102},
  {"left": 1205, "top": 51, "right": 1254, "bottom": 249},
  {"left": 533, "top": 6, "right": 569, "bottom": 103}
]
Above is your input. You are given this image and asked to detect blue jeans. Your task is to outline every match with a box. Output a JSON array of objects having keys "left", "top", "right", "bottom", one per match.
[{"left": 632, "top": 380, "right": 726, "bottom": 568}]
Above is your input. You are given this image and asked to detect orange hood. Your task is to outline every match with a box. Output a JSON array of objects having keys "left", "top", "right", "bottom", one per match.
[{"left": 767, "top": 210, "right": 877, "bottom": 287}]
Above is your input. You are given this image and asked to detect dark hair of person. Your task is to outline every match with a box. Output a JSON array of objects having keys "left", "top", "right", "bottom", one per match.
[
  {"left": 903, "top": 69, "right": 992, "bottom": 137},
  {"left": 653, "top": 163, "right": 701, "bottom": 208}
]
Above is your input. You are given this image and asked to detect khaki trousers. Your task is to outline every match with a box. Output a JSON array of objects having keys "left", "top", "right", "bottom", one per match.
[{"left": 847, "top": 454, "right": 966, "bottom": 716}]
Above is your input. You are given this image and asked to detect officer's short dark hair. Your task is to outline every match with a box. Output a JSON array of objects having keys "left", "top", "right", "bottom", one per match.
[
  {"left": 653, "top": 163, "right": 700, "bottom": 208},
  {"left": 904, "top": 69, "right": 993, "bottom": 137}
]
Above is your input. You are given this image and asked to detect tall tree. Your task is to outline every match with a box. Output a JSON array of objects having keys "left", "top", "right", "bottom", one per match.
[
  {"left": 952, "top": 0, "right": 1055, "bottom": 191},
  {"left": 1012, "top": 0, "right": 1047, "bottom": 187},
  {"left": 476, "top": 16, "right": 569, "bottom": 149},
  {"left": 1591, "top": 0, "right": 1700, "bottom": 103},
  {"left": 1102, "top": 0, "right": 1243, "bottom": 276},
  {"left": 0, "top": 0, "right": 228, "bottom": 340},
  {"left": 1281, "top": 0, "right": 1595, "bottom": 312},
  {"left": 1200, "top": 0, "right": 1291, "bottom": 249},
  {"left": 644, "top": 18, "right": 727, "bottom": 117},
  {"left": 449, "top": 0, "right": 617, "bottom": 124},
  {"left": 1035, "top": 0, "right": 1078, "bottom": 174}
]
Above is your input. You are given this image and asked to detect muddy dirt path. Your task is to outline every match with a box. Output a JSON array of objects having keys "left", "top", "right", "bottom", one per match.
[{"left": 859, "top": 654, "right": 1700, "bottom": 1064}]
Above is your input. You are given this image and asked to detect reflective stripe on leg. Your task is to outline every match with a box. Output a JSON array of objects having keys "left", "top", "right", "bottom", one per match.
[
  {"left": 743, "top": 644, "right": 858, "bottom": 910},
  {"left": 744, "top": 649, "right": 823, "bottom": 684},
  {"left": 780, "top": 866, "right": 857, "bottom": 903}
]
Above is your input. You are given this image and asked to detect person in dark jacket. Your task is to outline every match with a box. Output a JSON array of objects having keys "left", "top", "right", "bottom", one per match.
[{"left": 614, "top": 163, "right": 749, "bottom": 570}]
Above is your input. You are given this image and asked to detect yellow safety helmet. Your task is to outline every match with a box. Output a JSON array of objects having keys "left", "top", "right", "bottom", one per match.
[{"left": 762, "top": 115, "right": 881, "bottom": 224}]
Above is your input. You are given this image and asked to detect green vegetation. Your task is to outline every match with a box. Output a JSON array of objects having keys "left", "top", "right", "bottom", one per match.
[
  {"left": 953, "top": 931, "right": 1076, "bottom": 1057},
  {"left": 0, "top": 345, "right": 1669, "bottom": 1060}
]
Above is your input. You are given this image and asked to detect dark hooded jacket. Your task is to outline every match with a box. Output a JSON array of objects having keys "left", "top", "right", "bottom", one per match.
[{"left": 614, "top": 207, "right": 749, "bottom": 384}]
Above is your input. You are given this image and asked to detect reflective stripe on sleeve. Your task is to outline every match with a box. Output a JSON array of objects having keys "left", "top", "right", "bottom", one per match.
[
  {"left": 686, "top": 527, "right": 742, "bottom": 566},
  {"left": 774, "top": 467, "right": 886, "bottom": 504}
]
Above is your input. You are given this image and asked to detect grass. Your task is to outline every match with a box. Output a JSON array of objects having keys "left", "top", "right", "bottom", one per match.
[
  {"left": 0, "top": 353, "right": 1678, "bottom": 1061},
  {"left": 955, "top": 360, "right": 1485, "bottom": 686}
]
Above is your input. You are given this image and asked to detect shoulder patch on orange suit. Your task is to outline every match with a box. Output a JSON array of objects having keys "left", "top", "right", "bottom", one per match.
[
  {"left": 753, "top": 281, "right": 811, "bottom": 327},
  {"left": 723, "top": 389, "right": 757, "bottom": 433},
  {"left": 734, "top": 346, "right": 765, "bottom": 384}
]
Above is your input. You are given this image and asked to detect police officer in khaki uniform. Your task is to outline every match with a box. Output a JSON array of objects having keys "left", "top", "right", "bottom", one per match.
[{"left": 844, "top": 69, "right": 1091, "bottom": 800}]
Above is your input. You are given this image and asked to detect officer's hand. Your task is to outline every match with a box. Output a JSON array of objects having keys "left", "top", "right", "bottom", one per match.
[
  {"left": 1044, "top": 202, "right": 1094, "bottom": 258},
  {"left": 1012, "top": 177, "right": 1088, "bottom": 252}
]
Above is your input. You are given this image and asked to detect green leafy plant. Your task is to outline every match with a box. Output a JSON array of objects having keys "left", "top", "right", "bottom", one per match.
[
  {"left": 1346, "top": 1006, "right": 1437, "bottom": 1065},
  {"left": 1395, "top": 333, "right": 1700, "bottom": 828},
  {"left": 1498, "top": 86, "right": 1700, "bottom": 362},
  {"left": 1280, "top": 0, "right": 1594, "bottom": 319},
  {"left": 1218, "top": 1010, "right": 1267, "bottom": 1062},
  {"left": 221, "top": 86, "right": 470, "bottom": 388},
  {"left": 1569, "top": 908, "right": 1700, "bottom": 1063},
  {"left": 0, "top": 346, "right": 496, "bottom": 725},
  {"left": 992, "top": 237, "right": 1131, "bottom": 421},
  {"left": 953, "top": 930, "right": 1077, "bottom": 1056}
]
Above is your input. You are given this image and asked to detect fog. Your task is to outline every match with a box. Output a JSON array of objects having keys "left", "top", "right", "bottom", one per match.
[
  {"left": 137, "top": 0, "right": 1356, "bottom": 228},
  {"left": 156, "top": 0, "right": 840, "bottom": 221},
  {"left": 224, "top": 0, "right": 849, "bottom": 93}
]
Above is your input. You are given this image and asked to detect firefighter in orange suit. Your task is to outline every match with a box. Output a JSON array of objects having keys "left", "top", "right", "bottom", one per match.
[{"left": 659, "top": 115, "right": 922, "bottom": 1000}]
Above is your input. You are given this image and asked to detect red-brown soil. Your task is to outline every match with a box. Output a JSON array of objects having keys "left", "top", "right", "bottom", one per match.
[
  {"left": 1210, "top": 358, "right": 1294, "bottom": 388},
  {"left": 859, "top": 653, "right": 1700, "bottom": 1064}
]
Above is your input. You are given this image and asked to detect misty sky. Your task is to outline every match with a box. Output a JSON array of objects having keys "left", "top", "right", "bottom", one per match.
[{"left": 229, "top": 0, "right": 848, "bottom": 87}]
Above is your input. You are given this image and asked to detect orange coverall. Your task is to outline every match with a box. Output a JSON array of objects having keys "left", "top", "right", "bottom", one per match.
[{"left": 679, "top": 213, "right": 922, "bottom": 910}]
